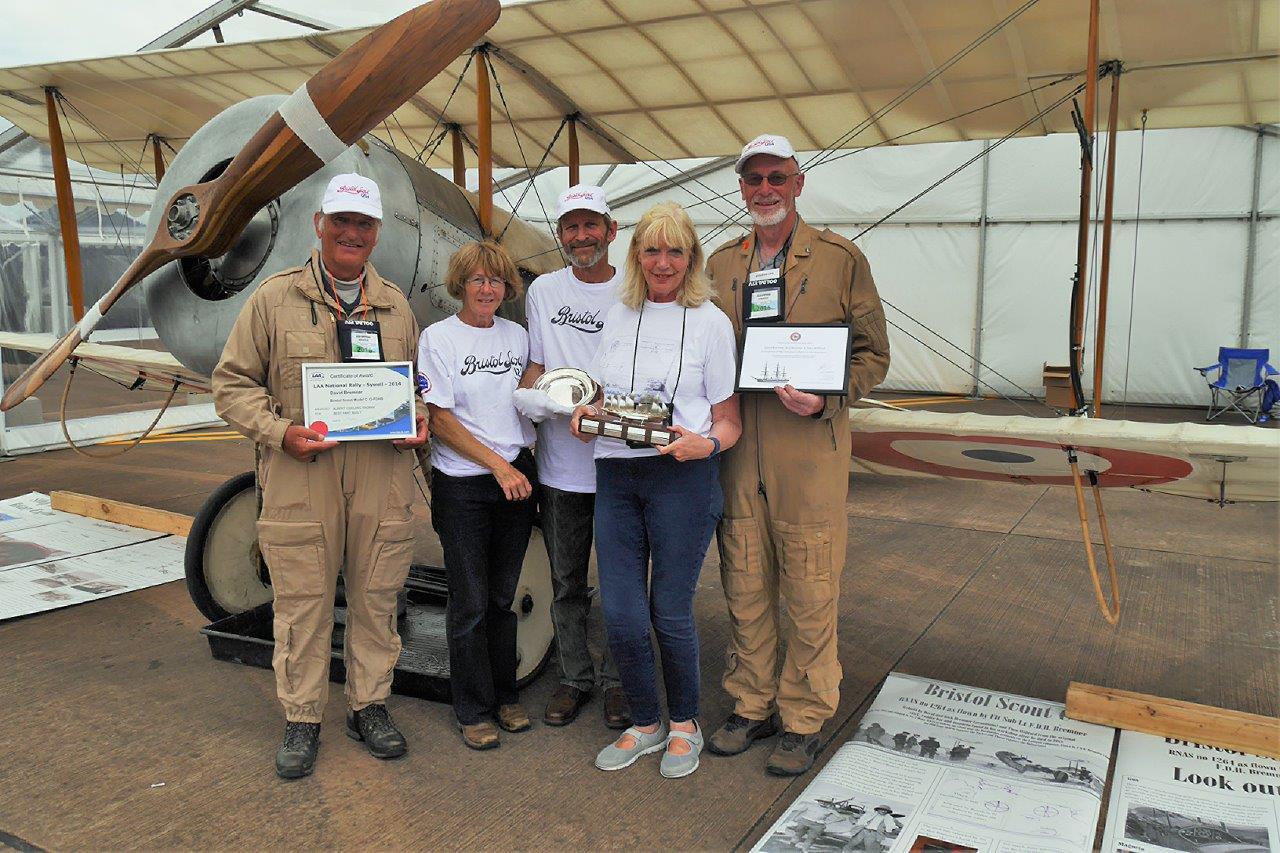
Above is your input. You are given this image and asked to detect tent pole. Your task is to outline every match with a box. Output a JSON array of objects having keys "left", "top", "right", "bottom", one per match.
[
  {"left": 568, "top": 115, "right": 580, "bottom": 187},
  {"left": 971, "top": 140, "right": 991, "bottom": 398},
  {"left": 1069, "top": 0, "right": 1100, "bottom": 413},
  {"left": 475, "top": 47, "right": 493, "bottom": 235},
  {"left": 1240, "top": 125, "right": 1264, "bottom": 346},
  {"left": 151, "top": 135, "right": 167, "bottom": 181},
  {"left": 1091, "top": 64, "right": 1122, "bottom": 418},
  {"left": 44, "top": 87, "right": 86, "bottom": 323},
  {"left": 450, "top": 124, "right": 465, "bottom": 188}
]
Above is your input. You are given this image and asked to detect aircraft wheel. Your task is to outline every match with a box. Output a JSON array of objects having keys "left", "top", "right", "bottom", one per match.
[
  {"left": 513, "top": 524, "right": 555, "bottom": 687},
  {"left": 185, "top": 471, "right": 271, "bottom": 622}
]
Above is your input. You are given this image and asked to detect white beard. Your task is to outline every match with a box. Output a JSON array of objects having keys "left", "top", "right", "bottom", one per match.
[
  {"left": 568, "top": 243, "right": 609, "bottom": 269},
  {"left": 749, "top": 205, "right": 788, "bottom": 228}
]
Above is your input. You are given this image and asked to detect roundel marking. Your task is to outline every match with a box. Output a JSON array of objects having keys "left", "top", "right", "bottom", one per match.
[{"left": 851, "top": 431, "right": 1193, "bottom": 487}]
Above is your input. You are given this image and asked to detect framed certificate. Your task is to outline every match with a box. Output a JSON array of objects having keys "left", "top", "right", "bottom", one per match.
[
  {"left": 301, "top": 362, "right": 416, "bottom": 441},
  {"left": 736, "top": 324, "right": 853, "bottom": 395}
]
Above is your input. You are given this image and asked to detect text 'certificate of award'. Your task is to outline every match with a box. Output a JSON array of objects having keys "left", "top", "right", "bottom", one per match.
[
  {"left": 737, "top": 324, "right": 852, "bottom": 395},
  {"left": 302, "top": 362, "right": 416, "bottom": 441}
]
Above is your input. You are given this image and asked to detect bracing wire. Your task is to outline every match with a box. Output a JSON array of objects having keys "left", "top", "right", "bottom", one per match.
[
  {"left": 414, "top": 51, "right": 475, "bottom": 162},
  {"left": 1120, "top": 110, "right": 1149, "bottom": 417},
  {"left": 484, "top": 50, "right": 558, "bottom": 243},
  {"left": 499, "top": 116, "right": 569, "bottom": 241}
]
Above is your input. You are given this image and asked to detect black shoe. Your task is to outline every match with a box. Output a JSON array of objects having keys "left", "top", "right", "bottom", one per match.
[
  {"left": 275, "top": 721, "right": 321, "bottom": 780},
  {"left": 707, "top": 713, "right": 779, "bottom": 756},
  {"left": 346, "top": 704, "right": 407, "bottom": 759},
  {"left": 766, "top": 731, "right": 822, "bottom": 776}
]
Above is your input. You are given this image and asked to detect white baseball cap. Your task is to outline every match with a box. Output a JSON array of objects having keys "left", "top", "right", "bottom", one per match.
[
  {"left": 321, "top": 173, "right": 382, "bottom": 220},
  {"left": 555, "top": 184, "right": 611, "bottom": 220},
  {"left": 734, "top": 134, "right": 797, "bottom": 173}
]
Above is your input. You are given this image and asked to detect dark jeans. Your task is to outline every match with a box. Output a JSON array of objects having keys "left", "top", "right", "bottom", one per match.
[
  {"left": 540, "top": 485, "right": 620, "bottom": 692},
  {"left": 594, "top": 454, "right": 723, "bottom": 727},
  {"left": 431, "top": 450, "right": 538, "bottom": 725}
]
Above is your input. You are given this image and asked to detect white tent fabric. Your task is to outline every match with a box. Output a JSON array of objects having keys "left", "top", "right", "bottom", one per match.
[{"left": 510, "top": 124, "right": 1277, "bottom": 407}]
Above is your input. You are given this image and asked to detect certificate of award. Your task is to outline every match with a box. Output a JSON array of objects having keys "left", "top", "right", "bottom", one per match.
[
  {"left": 301, "top": 362, "right": 416, "bottom": 441},
  {"left": 736, "top": 324, "right": 853, "bottom": 395}
]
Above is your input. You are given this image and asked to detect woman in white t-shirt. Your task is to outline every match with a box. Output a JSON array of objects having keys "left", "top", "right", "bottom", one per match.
[
  {"left": 570, "top": 202, "right": 742, "bottom": 778},
  {"left": 417, "top": 240, "right": 537, "bottom": 751}
]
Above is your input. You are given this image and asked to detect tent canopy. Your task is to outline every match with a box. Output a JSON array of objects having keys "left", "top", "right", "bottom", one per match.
[{"left": 0, "top": 0, "right": 1274, "bottom": 174}]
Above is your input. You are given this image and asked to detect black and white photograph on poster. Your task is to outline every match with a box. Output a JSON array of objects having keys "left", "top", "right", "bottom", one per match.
[
  {"left": 756, "top": 793, "right": 912, "bottom": 852},
  {"left": 1123, "top": 806, "right": 1271, "bottom": 852},
  {"left": 850, "top": 713, "right": 1106, "bottom": 794}
]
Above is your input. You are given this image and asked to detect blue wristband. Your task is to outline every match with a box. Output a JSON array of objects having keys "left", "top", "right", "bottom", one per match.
[{"left": 708, "top": 435, "right": 721, "bottom": 457}]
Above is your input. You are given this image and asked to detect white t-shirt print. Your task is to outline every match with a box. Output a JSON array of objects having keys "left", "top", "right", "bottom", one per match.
[
  {"left": 526, "top": 266, "right": 621, "bottom": 492},
  {"left": 417, "top": 314, "right": 535, "bottom": 477},
  {"left": 588, "top": 299, "right": 738, "bottom": 460}
]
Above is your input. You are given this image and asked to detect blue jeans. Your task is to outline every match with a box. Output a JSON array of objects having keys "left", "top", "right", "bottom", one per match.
[{"left": 594, "top": 454, "right": 723, "bottom": 727}]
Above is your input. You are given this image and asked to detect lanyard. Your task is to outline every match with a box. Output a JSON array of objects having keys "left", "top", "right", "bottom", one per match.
[
  {"left": 316, "top": 259, "right": 369, "bottom": 320},
  {"left": 628, "top": 301, "right": 688, "bottom": 403}
]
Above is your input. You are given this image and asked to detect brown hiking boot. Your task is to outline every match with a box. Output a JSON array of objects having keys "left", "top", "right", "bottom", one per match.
[
  {"left": 496, "top": 703, "right": 532, "bottom": 733},
  {"left": 459, "top": 720, "right": 501, "bottom": 750},
  {"left": 602, "top": 686, "right": 632, "bottom": 730},
  {"left": 707, "top": 713, "right": 778, "bottom": 756},
  {"left": 766, "top": 731, "right": 821, "bottom": 776}
]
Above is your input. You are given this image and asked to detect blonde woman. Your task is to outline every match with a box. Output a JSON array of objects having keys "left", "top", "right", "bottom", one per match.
[
  {"left": 570, "top": 202, "right": 741, "bottom": 777},
  {"left": 417, "top": 240, "right": 537, "bottom": 750}
]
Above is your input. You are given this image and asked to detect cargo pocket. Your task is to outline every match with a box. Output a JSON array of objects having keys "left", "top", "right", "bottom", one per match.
[
  {"left": 774, "top": 519, "right": 833, "bottom": 604},
  {"left": 367, "top": 518, "right": 416, "bottom": 593},
  {"left": 717, "top": 516, "right": 765, "bottom": 595},
  {"left": 803, "top": 658, "right": 842, "bottom": 697},
  {"left": 281, "top": 330, "right": 327, "bottom": 389},
  {"left": 257, "top": 520, "right": 327, "bottom": 598}
]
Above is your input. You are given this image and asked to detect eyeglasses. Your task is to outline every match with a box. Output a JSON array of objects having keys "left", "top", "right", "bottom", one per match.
[
  {"left": 465, "top": 275, "right": 506, "bottom": 289},
  {"left": 741, "top": 171, "right": 799, "bottom": 187}
]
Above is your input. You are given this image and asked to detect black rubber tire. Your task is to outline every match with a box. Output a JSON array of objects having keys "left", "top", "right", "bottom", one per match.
[{"left": 184, "top": 471, "right": 260, "bottom": 622}]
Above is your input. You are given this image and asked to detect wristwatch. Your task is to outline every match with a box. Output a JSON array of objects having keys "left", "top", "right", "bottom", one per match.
[{"left": 708, "top": 436, "right": 721, "bottom": 457}]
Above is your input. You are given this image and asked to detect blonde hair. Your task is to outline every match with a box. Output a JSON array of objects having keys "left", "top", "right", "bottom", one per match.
[
  {"left": 445, "top": 240, "right": 523, "bottom": 301},
  {"left": 619, "top": 202, "right": 713, "bottom": 310}
]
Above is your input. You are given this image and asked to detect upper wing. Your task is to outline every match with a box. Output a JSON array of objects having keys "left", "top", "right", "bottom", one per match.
[
  {"left": 0, "top": 332, "right": 210, "bottom": 395},
  {"left": 0, "top": 0, "right": 1273, "bottom": 173},
  {"left": 849, "top": 408, "right": 1280, "bottom": 503}
]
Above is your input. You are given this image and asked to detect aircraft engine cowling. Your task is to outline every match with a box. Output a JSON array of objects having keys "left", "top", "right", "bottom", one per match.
[{"left": 142, "top": 95, "right": 561, "bottom": 377}]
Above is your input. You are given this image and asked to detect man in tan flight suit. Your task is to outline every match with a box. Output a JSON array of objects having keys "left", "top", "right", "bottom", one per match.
[
  {"left": 213, "top": 173, "right": 429, "bottom": 780},
  {"left": 705, "top": 135, "right": 890, "bottom": 776}
]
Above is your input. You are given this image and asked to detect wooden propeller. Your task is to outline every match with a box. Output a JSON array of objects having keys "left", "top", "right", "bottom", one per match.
[{"left": 0, "top": 0, "right": 499, "bottom": 413}]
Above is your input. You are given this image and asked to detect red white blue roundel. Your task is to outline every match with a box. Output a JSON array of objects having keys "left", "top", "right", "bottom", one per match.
[{"left": 851, "top": 432, "right": 1193, "bottom": 488}]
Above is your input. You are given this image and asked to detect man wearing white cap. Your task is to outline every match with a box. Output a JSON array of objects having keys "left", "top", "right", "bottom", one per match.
[
  {"left": 705, "top": 135, "right": 890, "bottom": 776},
  {"left": 214, "top": 172, "right": 429, "bottom": 779},
  {"left": 514, "top": 185, "right": 631, "bottom": 730}
]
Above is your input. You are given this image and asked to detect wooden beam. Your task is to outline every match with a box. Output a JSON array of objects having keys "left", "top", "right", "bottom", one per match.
[
  {"left": 1068, "top": 0, "right": 1100, "bottom": 410},
  {"left": 50, "top": 491, "right": 193, "bottom": 537},
  {"left": 151, "top": 135, "right": 166, "bottom": 182},
  {"left": 450, "top": 124, "right": 465, "bottom": 187},
  {"left": 567, "top": 116, "right": 580, "bottom": 187},
  {"left": 1091, "top": 66, "right": 1121, "bottom": 418},
  {"left": 1066, "top": 682, "right": 1280, "bottom": 760},
  {"left": 476, "top": 48, "right": 493, "bottom": 235},
  {"left": 44, "top": 87, "right": 85, "bottom": 323}
]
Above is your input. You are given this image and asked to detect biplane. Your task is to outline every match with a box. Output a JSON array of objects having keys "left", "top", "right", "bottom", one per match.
[{"left": 0, "top": 0, "right": 1275, "bottom": 650}]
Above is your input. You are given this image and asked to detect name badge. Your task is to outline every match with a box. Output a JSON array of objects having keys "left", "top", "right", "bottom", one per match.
[
  {"left": 745, "top": 268, "right": 784, "bottom": 323},
  {"left": 338, "top": 318, "right": 384, "bottom": 362}
]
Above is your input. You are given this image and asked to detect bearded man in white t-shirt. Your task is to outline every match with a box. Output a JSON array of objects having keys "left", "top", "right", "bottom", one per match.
[{"left": 517, "top": 185, "right": 631, "bottom": 730}]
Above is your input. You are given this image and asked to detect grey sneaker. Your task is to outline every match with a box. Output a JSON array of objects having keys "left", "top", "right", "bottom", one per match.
[
  {"left": 660, "top": 721, "right": 704, "bottom": 779},
  {"left": 595, "top": 723, "right": 669, "bottom": 771}
]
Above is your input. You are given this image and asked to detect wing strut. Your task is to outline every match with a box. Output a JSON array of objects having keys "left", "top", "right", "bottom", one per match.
[{"left": 1067, "top": 450, "right": 1121, "bottom": 625}]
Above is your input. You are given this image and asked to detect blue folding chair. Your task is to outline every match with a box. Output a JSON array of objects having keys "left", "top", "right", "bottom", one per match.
[{"left": 1194, "top": 347, "right": 1277, "bottom": 424}]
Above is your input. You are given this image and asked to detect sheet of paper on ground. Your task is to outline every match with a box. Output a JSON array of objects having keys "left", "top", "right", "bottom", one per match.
[
  {"left": 1100, "top": 729, "right": 1279, "bottom": 853},
  {"left": 0, "top": 493, "right": 186, "bottom": 622},
  {"left": 752, "top": 672, "right": 1115, "bottom": 853}
]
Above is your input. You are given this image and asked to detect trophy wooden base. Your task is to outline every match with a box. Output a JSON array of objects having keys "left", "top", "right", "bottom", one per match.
[{"left": 580, "top": 414, "right": 673, "bottom": 447}]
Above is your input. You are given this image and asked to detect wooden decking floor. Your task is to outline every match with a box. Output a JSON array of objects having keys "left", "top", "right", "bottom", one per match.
[{"left": 0, "top": 420, "right": 1275, "bottom": 851}]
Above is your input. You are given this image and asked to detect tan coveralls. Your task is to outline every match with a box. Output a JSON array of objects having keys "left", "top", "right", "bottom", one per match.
[
  {"left": 213, "top": 250, "right": 426, "bottom": 723},
  {"left": 707, "top": 219, "right": 890, "bottom": 735}
]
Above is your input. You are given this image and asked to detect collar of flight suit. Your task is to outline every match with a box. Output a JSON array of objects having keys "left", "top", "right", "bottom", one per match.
[
  {"left": 728, "top": 216, "right": 818, "bottom": 326},
  {"left": 296, "top": 248, "right": 400, "bottom": 313}
]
